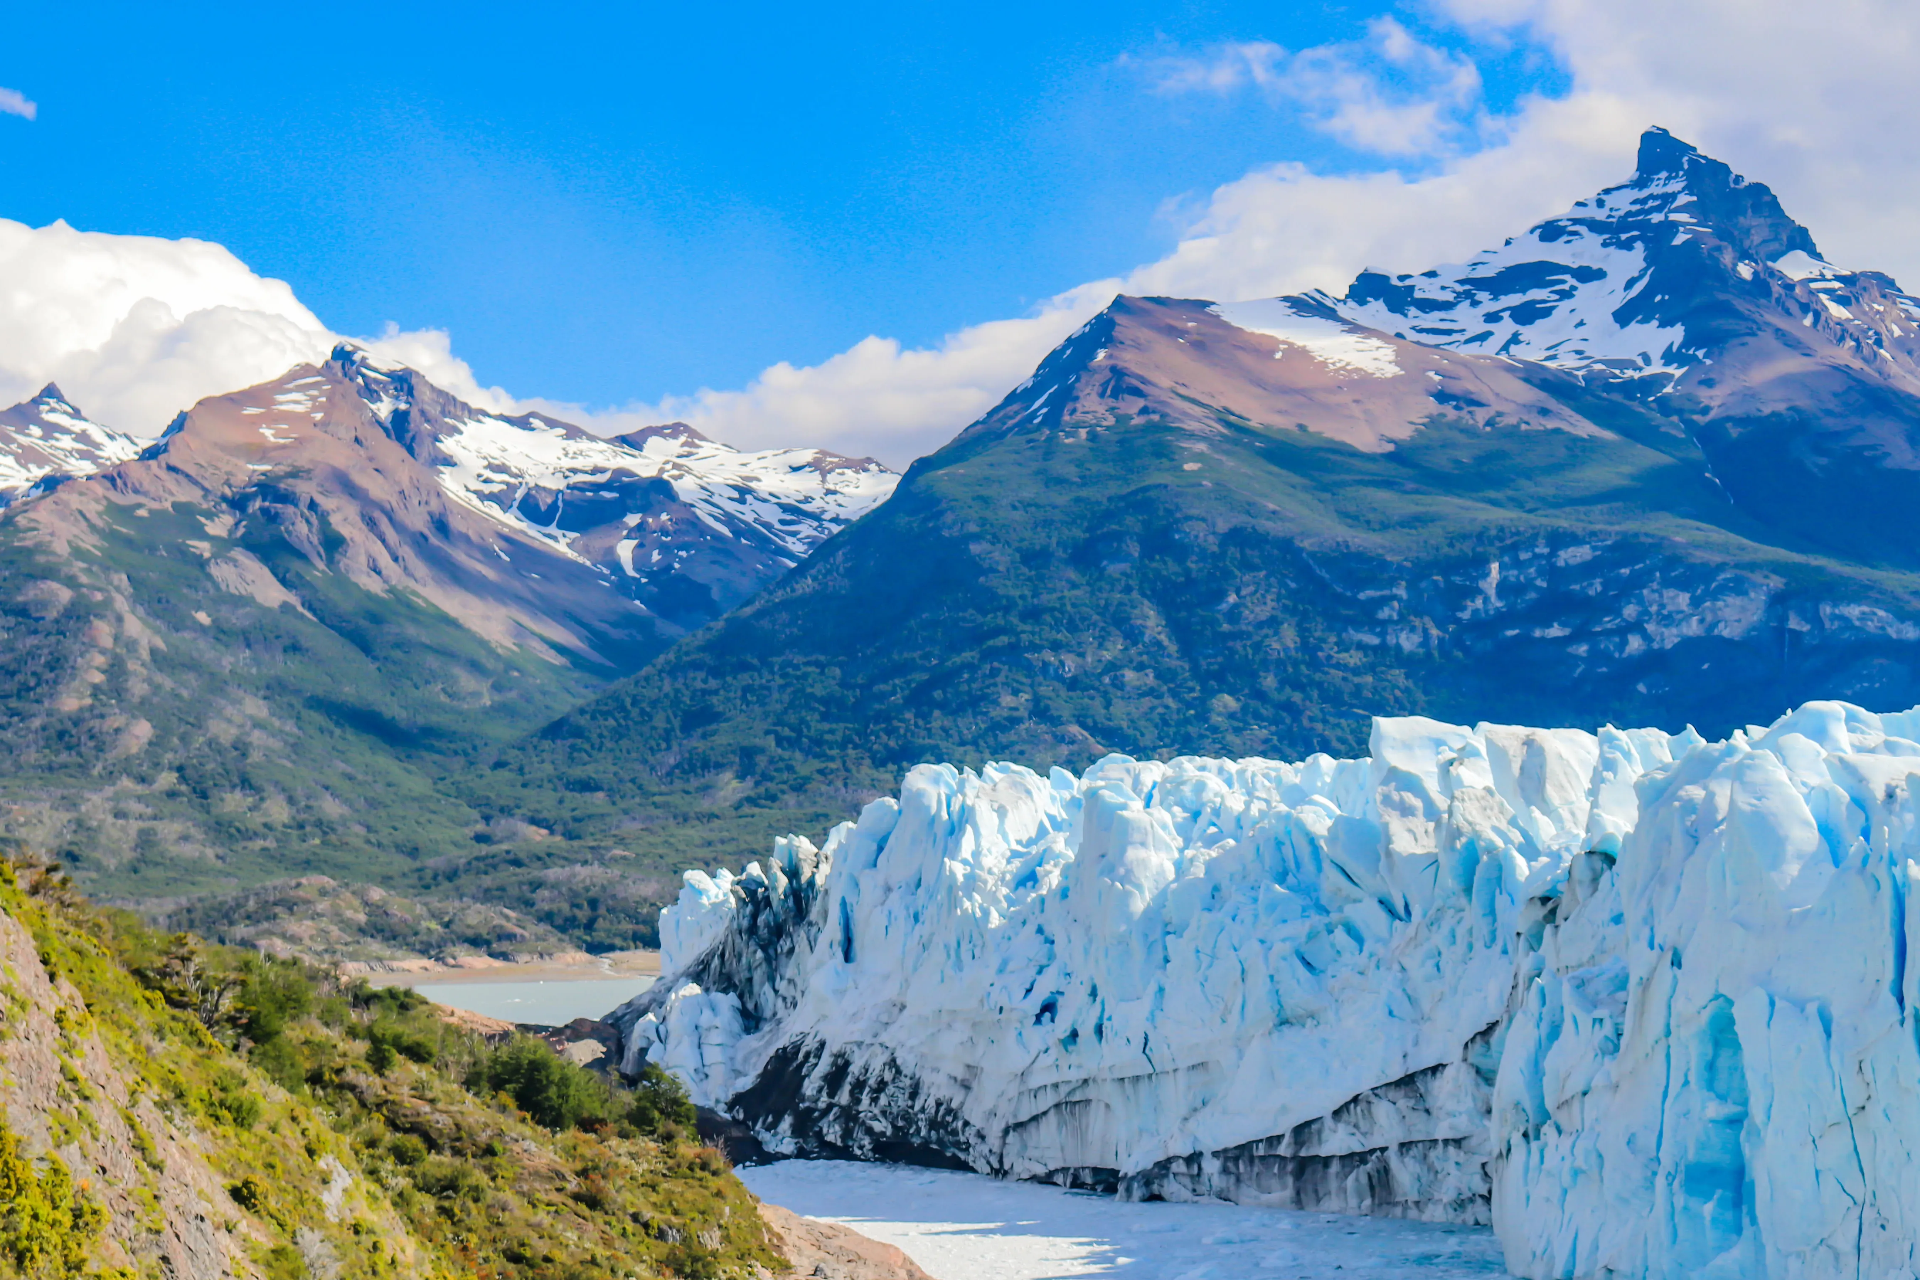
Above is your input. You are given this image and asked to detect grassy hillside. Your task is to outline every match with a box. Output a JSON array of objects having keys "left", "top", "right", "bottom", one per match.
[
  {"left": 470, "top": 403, "right": 1920, "bottom": 871},
  {"left": 0, "top": 842, "right": 782, "bottom": 1279}
]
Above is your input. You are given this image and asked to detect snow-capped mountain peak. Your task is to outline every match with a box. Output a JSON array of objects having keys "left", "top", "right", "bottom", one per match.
[
  {"left": 0, "top": 384, "right": 144, "bottom": 504},
  {"left": 315, "top": 346, "right": 899, "bottom": 627},
  {"left": 1314, "top": 127, "right": 1920, "bottom": 390}
]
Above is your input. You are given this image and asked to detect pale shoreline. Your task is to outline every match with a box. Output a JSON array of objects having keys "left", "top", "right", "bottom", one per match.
[{"left": 351, "top": 948, "right": 661, "bottom": 987}]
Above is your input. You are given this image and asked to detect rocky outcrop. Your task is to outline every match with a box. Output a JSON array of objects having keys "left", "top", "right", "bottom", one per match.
[{"left": 757, "top": 1204, "right": 941, "bottom": 1280}]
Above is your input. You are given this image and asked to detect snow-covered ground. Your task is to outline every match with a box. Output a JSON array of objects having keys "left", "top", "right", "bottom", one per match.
[{"left": 741, "top": 1160, "right": 1512, "bottom": 1280}]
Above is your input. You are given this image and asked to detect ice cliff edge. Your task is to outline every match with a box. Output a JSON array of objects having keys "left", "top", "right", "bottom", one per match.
[{"left": 613, "top": 701, "right": 1920, "bottom": 1280}]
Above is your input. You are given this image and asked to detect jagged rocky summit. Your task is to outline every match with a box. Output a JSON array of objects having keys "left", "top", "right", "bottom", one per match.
[
  {"left": 616, "top": 698, "right": 1920, "bottom": 1280},
  {"left": 321, "top": 348, "right": 894, "bottom": 629},
  {"left": 0, "top": 383, "right": 142, "bottom": 505},
  {"left": 1, "top": 348, "right": 896, "bottom": 642}
]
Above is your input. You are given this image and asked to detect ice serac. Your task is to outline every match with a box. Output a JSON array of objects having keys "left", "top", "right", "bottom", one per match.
[{"left": 614, "top": 700, "right": 1920, "bottom": 1280}]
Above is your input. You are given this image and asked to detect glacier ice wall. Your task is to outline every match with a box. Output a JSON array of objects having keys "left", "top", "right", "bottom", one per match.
[{"left": 612, "top": 702, "right": 1920, "bottom": 1280}]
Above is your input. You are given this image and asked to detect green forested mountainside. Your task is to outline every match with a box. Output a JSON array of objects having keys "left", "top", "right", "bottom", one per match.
[
  {"left": 150, "top": 875, "right": 582, "bottom": 965},
  {"left": 0, "top": 847, "right": 782, "bottom": 1279},
  {"left": 0, "top": 501, "right": 602, "bottom": 897},
  {"left": 475, "top": 394, "right": 1920, "bottom": 869}
]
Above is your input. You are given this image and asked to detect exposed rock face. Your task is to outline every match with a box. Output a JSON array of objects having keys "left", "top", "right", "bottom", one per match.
[
  {"left": 334, "top": 351, "right": 895, "bottom": 630},
  {"left": 617, "top": 699, "right": 1920, "bottom": 1280},
  {"left": 3, "top": 348, "right": 897, "bottom": 657},
  {"left": 955, "top": 294, "right": 1605, "bottom": 454},
  {"left": 1317, "top": 126, "right": 1920, "bottom": 570},
  {"left": 757, "top": 1203, "right": 941, "bottom": 1280},
  {"left": 12, "top": 350, "right": 667, "bottom": 665},
  {"left": 1, "top": 893, "right": 250, "bottom": 1278}
]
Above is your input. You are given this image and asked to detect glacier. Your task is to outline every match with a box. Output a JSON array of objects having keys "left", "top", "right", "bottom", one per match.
[{"left": 612, "top": 701, "right": 1920, "bottom": 1280}]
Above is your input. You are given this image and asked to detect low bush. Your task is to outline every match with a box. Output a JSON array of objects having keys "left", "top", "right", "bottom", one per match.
[
  {"left": 0, "top": 1118, "right": 111, "bottom": 1277},
  {"left": 475, "top": 1036, "right": 613, "bottom": 1132},
  {"left": 626, "top": 1062, "right": 697, "bottom": 1141}
]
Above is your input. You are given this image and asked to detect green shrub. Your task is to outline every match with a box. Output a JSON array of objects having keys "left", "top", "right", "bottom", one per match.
[
  {"left": 0, "top": 1119, "right": 108, "bottom": 1275},
  {"left": 409, "top": 1156, "right": 485, "bottom": 1200},
  {"left": 227, "top": 1176, "right": 267, "bottom": 1213},
  {"left": 626, "top": 1062, "right": 696, "bottom": 1140},
  {"left": 250, "top": 1035, "right": 306, "bottom": 1094},
  {"left": 476, "top": 1037, "right": 610, "bottom": 1132},
  {"left": 260, "top": 1241, "right": 304, "bottom": 1280},
  {"left": 206, "top": 1070, "right": 263, "bottom": 1130},
  {"left": 387, "top": 1134, "right": 428, "bottom": 1167},
  {"left": 360, "top": 1013, "right": 433, "bottom": 1074},
  {"left": 365, "top": 1038, "right": 398, "bottom": 1074},
  {"left": 235, "top": 956, "right": 315, "bottom": 1043}
]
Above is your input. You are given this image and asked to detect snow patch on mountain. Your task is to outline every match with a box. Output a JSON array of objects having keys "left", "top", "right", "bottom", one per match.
[
  {"left": 1296, "top": 126, "right": 1920, "bottom": 395},
  {"left": 618, "top": 699, "right": 1920, "bottom": 1280},
  {"left": 429, "top": 411, "right": 896, "bottom": 569},
  {"left": 1209, "top": 299, "right": 1404, "bottom": 377},
  {"left": 1772, "top": 249, "right": 1841, "bottom": 282},
  {"left": 1319, "top": 167, "right": 1695, "bottom": 374}
]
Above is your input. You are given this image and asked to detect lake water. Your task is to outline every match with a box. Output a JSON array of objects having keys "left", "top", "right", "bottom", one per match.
[
  {"left": 741, "top": 1159, "right": 1514, "bottom": 1280},
  {"left": 397, "top": 975, "right": 656, "bottom": 1025}
]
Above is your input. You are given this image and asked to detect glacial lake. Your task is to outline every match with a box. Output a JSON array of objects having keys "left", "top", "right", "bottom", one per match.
[
  {"left": 742, "top": 1159, "right": 1515, "bottom": 1280},
  {"left": 382, "top": 974, "right": 656, "bottom": 1026}
]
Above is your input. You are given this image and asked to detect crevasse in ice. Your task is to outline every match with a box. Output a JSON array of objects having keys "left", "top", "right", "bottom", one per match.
[{"left": 615, "top": 701, "right": 1920, "bottom": 1280}]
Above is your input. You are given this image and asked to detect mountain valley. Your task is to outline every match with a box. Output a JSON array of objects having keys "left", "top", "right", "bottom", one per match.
[{"left": 7, "top": 128, "right": 1920, "bottom": 966}]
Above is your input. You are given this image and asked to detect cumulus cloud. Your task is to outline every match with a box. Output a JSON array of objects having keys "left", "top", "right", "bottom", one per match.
[
  {"left": 1136, "top": 19, "right": 1488, "bottom": 159},
  {"left": 358, "top": 323, "right": 518, "bottom": 414},
  {"left": 0, "top": 219, "right": 334, "bottom": 431},
  {"left": 0, "top": 88, "right": 34, "bottom": 120},
  {"left": 526, "top": 279, "right": 1123, "bottom": 463},
  {"left": 0, "top": 219, "right": 516, "bottom": 438}
]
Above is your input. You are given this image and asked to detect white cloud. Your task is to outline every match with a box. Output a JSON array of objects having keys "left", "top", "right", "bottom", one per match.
[
  {"left": 0, "top": 219, "right": 514, "bottom": 438},
  {"left": 1137, "top": 19, "right": 1488, "bottom": 159},
  {"left": 527, "top": 279, "right": 1122, "bottom": 463},
  {"left": 358, "top": 323, "right": 518, "bottom": 414},
  {"left": 0, "top": 88, "right": 34, "bottom": 121},
  {"left": 0, "top": 218, "right": 333, "bottom": 430}
]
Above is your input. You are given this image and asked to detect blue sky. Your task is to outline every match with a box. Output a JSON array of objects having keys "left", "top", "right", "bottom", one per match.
[{"left": 0, "top": 1, "right": 1563, "bottom": 411}]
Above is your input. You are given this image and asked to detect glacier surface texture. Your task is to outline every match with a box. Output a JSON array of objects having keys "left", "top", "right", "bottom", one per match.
[{"left": 613, "top": 701, "right": 1920, "bottom": 1279}]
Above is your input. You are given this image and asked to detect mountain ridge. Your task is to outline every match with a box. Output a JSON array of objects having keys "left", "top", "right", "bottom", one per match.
[
  {"left": 483, "top": 128, "right": 1920, "bottom": 881},
  {"left": 0, "top": 350, "right": 893, "bottom": 942},
  {"left": 11, "top": 126, "right": 1920, "bottom": 961}
]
